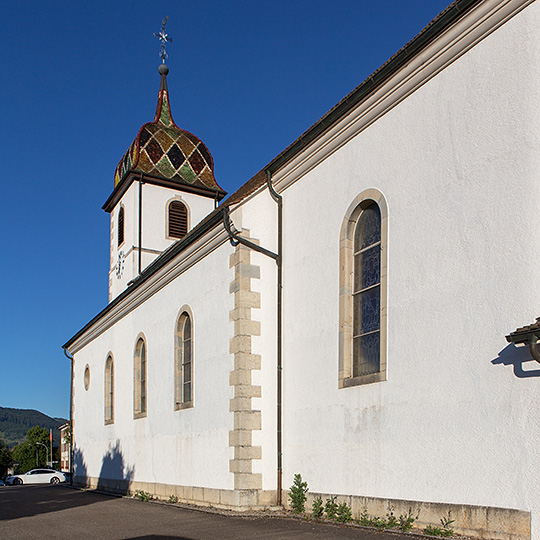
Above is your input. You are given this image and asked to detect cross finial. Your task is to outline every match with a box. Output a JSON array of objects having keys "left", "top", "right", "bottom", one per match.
[{"left": 154, "top": 17, "right": 173, "bottom": 63}]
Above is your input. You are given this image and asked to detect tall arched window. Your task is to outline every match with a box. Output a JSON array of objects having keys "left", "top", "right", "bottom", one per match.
[
  {"left": 339, "top": 190, "right": 388, "bottom": 388},
  {"left": 134, "top": 338, "right": 147, "bottom": 417},
  {"left": 168, "top": 200, "right": 188, "bottom": 239},
  {"left": 118, "top": 206, "right": 125, "bottom": 247},
  {"left": 353, "top": 203, "right": 381, "bottom": 377},
  {"left": 175, "top": 312, "right": 193, "bottom": 409},
  {"left": 104, "top": 355, "right": 114, "bottom": 424}
]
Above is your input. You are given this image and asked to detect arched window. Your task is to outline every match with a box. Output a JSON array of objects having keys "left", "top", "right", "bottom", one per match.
[
  {"left": 104, "top": 355, "right": 114, "bottom": 424},
  {"left": 339, "top": 190, "right": 388, "bottom": 387},
  {"left": 168, "top": 200, "right": 188, "bottom": 239},
  {"left": 353, "top": 203, "right": 381, "bottom": 377},
  {"left": 175, "top": 312, "right": 193, "bottom": 408},
  {"left": 134, "top": 338, "right": 147, "bottom": 417},
  {"left": 118, "top": 206, "right": 125, "bottom": 247}
]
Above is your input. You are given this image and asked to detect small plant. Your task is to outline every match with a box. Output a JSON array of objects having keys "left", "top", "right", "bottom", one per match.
[
  {"left": 324, "top": 496, "right": 338, "bottom": 520},
  {"left": 312, "top": 496, "right": 324, "bottom": 519},
  {"left": 358, "top": 509, "right": 371, "bottom": 526},
  {"left": 288, "top": 474, "right": 308, "bottom": 514},
  {"left": 134, "top": 489, "right": 153, "bottom": 502},
  {"left": 441, "top": 513, "right": 455, "bottom": 531},
  {"left": 168, "top": 494, "right": 178, "bottom": 503},
  {"left": 336, "top": 501, "right": 353, "bottom": 523},
  {"left": 357, "top": 510, "right": 386, "bottom": 529},
  {"left": 398, "top": 508, "right": 418, "bottom": 531},
  {"left": 386, "top": 507, "right": 399, "bottom": 528},
  {"left": 424, "top": 514, "right": 454, "bottom": 537}
]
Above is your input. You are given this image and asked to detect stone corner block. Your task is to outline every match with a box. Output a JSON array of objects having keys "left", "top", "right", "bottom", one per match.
[{"left": 234, "top": 473, "right": 263, "bottom": 491}]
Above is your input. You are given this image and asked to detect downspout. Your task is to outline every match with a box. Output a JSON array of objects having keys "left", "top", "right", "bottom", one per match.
[
  {"left": 222, "top": 207, "right": 278, "bottom": 261},
  {"left": 265, "top": 169, "right": 283, "bottom": 506},
  {"left": 138, "top": 173, "right": 144, "bottom": 274},
  {"left": 222, "top": 170, "right": 283, "bottom": 507},
  {"left": 63, "top": 347, "right": 74, "bottom": 486}
]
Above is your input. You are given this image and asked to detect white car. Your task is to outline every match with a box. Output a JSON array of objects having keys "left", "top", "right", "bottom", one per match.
[{"left": 5, "top": 469, "right": 66, "bottom": 485}]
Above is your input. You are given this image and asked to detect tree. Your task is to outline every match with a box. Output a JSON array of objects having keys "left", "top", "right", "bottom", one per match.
[
  {"left": 0, "top": 440, "right": 11, "bottom": 476},
  {"left": 11, "top": 426, "right": 50, "bottom": 473}
]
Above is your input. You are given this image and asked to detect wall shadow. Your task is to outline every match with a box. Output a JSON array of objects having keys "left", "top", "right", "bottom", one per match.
[
  {"left": 96, "top": 440, "right": 134, "bottom": 495},
  {"left": 492, "top": 343, "right": 540, "bottom": 378},
  {"left": 72, "top": 445, "right": 88, "bottom": 484}
]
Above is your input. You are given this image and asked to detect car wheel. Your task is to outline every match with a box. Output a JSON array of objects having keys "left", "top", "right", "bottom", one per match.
[
  {"left": 14, "top": 478, "right": 22, "bottom": 485},
  {"left": 50, "top": 477, "right": 60, "bottom": 485}
]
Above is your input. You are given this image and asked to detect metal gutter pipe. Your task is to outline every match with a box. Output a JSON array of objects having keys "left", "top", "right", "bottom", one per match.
[
  {"left": 222, "top": 207, "right": 278, "bottom": 261},
  {"left": 138, "top": 173, "right": 144, "bottom": 274},
  {"left": 265, "top": 169, "right": 283, "bottom": 506},
  {"left": 62, "top": 346, "right": 74, "bottom": 486}
]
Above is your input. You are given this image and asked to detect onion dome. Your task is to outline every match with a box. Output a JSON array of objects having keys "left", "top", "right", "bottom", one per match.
[{"left": 114, "top": 65, "right": 223, "bottom": 195}]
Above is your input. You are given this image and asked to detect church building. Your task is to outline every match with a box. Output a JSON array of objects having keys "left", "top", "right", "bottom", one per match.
[{"left": 64, "top": 1, "right": 540, "bottom": 538}]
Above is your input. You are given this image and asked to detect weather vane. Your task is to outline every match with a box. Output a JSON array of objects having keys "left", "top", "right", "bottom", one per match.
[{"left": 154, "top": 17, "right": 173, "bottom": 63}]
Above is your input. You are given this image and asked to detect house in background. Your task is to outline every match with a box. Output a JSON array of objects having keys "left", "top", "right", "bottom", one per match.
[
  {"left": 59, "top": 422, "right": 70, "bottom": 473},
  {"left": 63, "top": 1, "right": 540, "bottom": 539}
]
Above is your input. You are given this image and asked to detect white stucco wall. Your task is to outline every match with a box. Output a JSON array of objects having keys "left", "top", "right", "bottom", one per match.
[
  {"left": 279, "top": 0, "right": 540, "bottom": 535},
  {"left": 73, "top": 239, "right": 235, "bottom": 491}
]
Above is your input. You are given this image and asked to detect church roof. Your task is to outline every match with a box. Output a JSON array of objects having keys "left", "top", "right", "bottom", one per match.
[{"left": 113, "top": 65, "right": 223, "bottom": 194}]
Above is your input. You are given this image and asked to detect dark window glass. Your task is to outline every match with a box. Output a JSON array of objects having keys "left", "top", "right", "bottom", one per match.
[
  {"left": 176, "top": 314, "right": 192, "bottom": 406},
  {"left": 353, "top": 202, "right": 381, "bottom": 377},
  {"left": 354, "top": 204, "right": 380, "bottom": 252},
  {"left": 140, "top": 342, "right": 146, "bottom": 413},
  {"left": 118, "top": 207, "right": 125, "bottom": 246}
]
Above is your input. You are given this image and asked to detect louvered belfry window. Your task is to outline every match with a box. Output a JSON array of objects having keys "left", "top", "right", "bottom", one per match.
[
  {"left": 118, "top": 207, "right": 125, "bottom": 247},
  {"left": 168, "top": 201, "right": 188, "bottom": 239}
]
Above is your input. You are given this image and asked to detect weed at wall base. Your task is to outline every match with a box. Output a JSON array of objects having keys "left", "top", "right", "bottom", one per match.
[
  {"left": 288, "top": 474, "right": 308, "bottom": 514},
  {"left": 133, "top": 489, "right": 153, "bottom": 502}
]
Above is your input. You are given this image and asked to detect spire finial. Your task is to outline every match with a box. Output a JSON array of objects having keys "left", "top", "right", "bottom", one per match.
[{"left": 154, "top": 17, "right": 173, "bottom": 64}]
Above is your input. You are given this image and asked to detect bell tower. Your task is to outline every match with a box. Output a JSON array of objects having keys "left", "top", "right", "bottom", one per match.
[{"left": 103, "top": 20, "right": 226, "bottom": 301}]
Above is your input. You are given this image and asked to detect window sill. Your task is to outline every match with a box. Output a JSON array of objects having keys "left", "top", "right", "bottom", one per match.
[
  {"left": 339, "top": 371, "right": 386, "bottom": 388},
  {"left": 175, "top": 401, "right": 193, "bottom": 411},
  {"left": 133, "top": 412, "right": 147, "bottom": 419},
  {"left": 104, "top": 419, "right": 114, "bottom": 425}
]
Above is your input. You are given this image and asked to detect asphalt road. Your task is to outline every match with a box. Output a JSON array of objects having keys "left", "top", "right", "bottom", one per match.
[{"left": 0, "top": 484, "right": 413, "bottom": 540}]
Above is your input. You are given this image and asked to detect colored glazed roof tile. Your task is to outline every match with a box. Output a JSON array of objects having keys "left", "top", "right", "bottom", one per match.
[{"left": 114, "top": 70, "right": 223, "bottom": 195}]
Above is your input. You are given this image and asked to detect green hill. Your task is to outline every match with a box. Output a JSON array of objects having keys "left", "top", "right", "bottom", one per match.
[{"left": 0, "top": 407, "right": 67, "bottom": 449}]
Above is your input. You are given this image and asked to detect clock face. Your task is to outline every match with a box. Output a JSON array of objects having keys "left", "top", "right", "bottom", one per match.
[{"left": 116, "top": 251, "right": 125, "bottom": 278}]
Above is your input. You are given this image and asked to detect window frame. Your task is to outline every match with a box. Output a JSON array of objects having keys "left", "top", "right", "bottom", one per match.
[
  {"left": 339, "top": 189, "right": 388, "bottom": 388},
  {"left": 134, "top": 336, "right": 148, "bottom": 418},
  {"left": 166, "top": 198, "right": 190, "bottom": 240},
  {"left": 175, "top": 308, "right": 194, "bottom": 410},
  {"left": 118, "top": 206, "right": 125, "bottom": 248},
  {"left": 104, "top": 354, "right": 114, "bottom": 425}
]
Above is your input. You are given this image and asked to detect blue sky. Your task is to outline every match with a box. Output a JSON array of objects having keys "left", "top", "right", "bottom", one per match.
[{"left": 0, "top": 0, "right": 451, "bottom": 419}]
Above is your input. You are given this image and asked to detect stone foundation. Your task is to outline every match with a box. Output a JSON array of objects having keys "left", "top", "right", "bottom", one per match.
[
  {"left": 291, "top": 491, "right": 530, "bottom": 540},
  {"left": 73, "top": 475, "right": 276, "bottom": 510}
]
